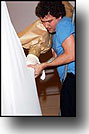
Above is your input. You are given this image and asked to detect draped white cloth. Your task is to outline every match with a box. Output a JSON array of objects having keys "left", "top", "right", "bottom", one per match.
[{"left": 1, "top": 1, "right": 42, "bottom": 116}]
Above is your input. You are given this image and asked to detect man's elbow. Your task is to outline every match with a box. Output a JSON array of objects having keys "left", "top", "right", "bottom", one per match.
[{"left": 70, "top": 53, "right": 75, "bottom": 62}]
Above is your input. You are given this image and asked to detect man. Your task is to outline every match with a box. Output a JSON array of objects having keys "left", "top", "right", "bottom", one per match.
[
  {"left": 18, "top": 1, "right": 73, "bottom": 58},
  {"left": 28, "top": 1, "right": 75, "bottom": 117}
]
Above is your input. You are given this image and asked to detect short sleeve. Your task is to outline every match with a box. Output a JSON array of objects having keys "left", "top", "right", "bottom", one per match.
[{"left": 56, "top": 17, "right": 75, "bottom": 44}]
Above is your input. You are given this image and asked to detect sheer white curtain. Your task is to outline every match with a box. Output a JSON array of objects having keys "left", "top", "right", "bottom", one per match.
[{"left": 1, "top": 1, "right": 42, "bottom": 116}]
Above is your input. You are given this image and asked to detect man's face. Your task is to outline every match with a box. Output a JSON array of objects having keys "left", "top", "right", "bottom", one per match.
[{"left": 41, "top": 14, "right": 61, "bottom": 33}]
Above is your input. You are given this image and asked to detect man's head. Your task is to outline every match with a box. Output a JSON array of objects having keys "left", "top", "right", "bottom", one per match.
[{"left": 35, "top": 1, "right": 66, "bottom": 33}]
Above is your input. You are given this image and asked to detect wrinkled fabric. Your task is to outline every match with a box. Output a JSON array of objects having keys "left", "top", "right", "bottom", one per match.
[
  {"left": 18, "top": 19, "right": 52, "bottom": 57},
  {"left": 1, "top": 1, "right": 42, "bottom": 116},
  {"left": 26, "top": 54, "right": 45, "bottom": 80}
]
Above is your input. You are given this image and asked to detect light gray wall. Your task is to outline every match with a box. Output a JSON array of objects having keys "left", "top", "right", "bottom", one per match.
[{"left": 6, "top": 1, "right": 39, "bottom": 33}]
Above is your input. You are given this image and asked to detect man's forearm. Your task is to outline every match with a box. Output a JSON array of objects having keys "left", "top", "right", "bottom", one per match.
[{"left": 42, "top": 52, "right": 75, "bottom": 69}]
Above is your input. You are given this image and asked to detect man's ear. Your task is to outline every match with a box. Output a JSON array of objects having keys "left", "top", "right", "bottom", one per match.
[{"left": 58, "top": 16, "right": 62, "bottom": 21}]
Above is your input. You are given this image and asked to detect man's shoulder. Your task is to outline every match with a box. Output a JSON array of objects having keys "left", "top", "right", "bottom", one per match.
[
  {"left": 56, "top": 17, "right": 74, "bottom": 43},
  {"left": 56, "top": 17, "right": 72, "bottom": 32},
  {"left": 58, "top": 17, "right": 72, "bottom": 26}
]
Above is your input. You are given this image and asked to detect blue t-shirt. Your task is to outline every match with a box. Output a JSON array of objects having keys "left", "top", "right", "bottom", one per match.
[{"left": 52, "top": 17, "right": 75, "bottom": 82}]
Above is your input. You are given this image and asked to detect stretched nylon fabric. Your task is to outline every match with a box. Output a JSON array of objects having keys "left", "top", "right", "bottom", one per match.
[{"left": 1, "top": 1, "right": 42, "bottom": 116}]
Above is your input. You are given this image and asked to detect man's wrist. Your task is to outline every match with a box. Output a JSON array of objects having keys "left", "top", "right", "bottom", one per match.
[{"left": 42, "top": 62, "right": 50, "bottom": 69}]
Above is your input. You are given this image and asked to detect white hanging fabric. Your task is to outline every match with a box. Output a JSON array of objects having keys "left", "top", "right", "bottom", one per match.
[{"left": 1, "top": 1, "right": 42, "bottom": 116}]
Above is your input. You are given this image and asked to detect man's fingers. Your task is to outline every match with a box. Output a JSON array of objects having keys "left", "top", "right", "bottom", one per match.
[
  {"left": 27, "top": 63, "right": 39, "bottom": 68},
  {"left": 27, "top": 64, "right": 33, "bottom": 67},
  {"left": 27, "top": 64, "right": 35, "bottom": 68},
  {"left": 34, "top": 73, "right": 39, "bottom": 78}
]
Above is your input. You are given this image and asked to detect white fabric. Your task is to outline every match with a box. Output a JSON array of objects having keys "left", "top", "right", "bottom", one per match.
[
  {"left": 26, "top": 54, "right": 40, "bottom": 65},
  {"left": 1, "top": 1, "right": 42, "bottom": 116},
  {"left": 26, "top": 54, "right": 45, "bottom": 80}
]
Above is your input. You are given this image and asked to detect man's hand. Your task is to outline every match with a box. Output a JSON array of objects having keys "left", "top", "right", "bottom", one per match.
[{"left": 27, "top": 63, "right": 45, "bottom": 78}]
